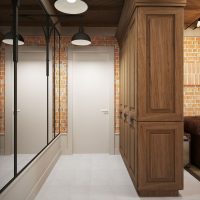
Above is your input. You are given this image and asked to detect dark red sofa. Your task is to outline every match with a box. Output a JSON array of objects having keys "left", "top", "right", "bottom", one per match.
[{"left": 184, "top": 116, "right": 200, "bottom": 168}]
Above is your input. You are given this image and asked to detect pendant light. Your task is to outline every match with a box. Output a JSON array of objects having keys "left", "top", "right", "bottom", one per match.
[
  {"left": 2, "top": 31, "right": 24, "bottom": 45},
  {"left": 71, "top": 27, "right": 91, "bottom": 46},
  {"left": 54, "top": 0, "right": 88, "bottom": 14},
  {"left": 197, "top": 18, "right": 200, "bottom": 28}
]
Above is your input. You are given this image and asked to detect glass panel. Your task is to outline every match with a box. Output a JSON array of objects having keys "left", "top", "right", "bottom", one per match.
[
  {"left": 0, "top": 0, "right": 61, "bottom": 191},
  {"left": 55, "top": 31, "right": 60, "bottom": 136},
  {"left": 0, "top": 0, "right": 14, "bottom": 190},
  {"left": 49, "top": 28, "right": 55, "bottom": 142},
  {"left": 17, "top": 0, "right": 48, "bottom": 173}
]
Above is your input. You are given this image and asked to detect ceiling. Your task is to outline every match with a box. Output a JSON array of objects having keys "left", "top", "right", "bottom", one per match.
[
  {"left": 0, "top": 0, "right": 124, "bottom": 28},
  {"left": 0, "top": 0, "right": 47, "bottom": 27},
  {"left": 0, "top": 0, "right": 200, "bottom": 29},
  {"left": 185, "top": 0, "right": 200, "bottom": 28},
  {"left": 49, "top": 0, "right": 124, "bottom": 27}
]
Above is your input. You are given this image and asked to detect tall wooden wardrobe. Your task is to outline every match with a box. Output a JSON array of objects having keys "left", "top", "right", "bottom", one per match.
[{"left": 117, "top": 0, "right": 186, "bottom": 197}]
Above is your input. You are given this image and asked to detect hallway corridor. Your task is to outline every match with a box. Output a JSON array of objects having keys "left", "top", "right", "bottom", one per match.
[{"left": 35, "top": 155, "right": 200, "bottom": 200}]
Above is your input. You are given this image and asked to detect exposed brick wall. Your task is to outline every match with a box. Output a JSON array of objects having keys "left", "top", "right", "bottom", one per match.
[
  {"left": 0, "top": 35, "right": 120, "bottom": 134},
  {"left": 184, "top": 36, "right": 200, "bottom": 116},
  {"left": 184, "top": 86, "right": 200, "bottom": 116}
]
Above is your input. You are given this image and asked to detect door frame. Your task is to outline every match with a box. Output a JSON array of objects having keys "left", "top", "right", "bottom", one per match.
[{"left": 68, "top": 46, "right": 115, "bottom": 154}]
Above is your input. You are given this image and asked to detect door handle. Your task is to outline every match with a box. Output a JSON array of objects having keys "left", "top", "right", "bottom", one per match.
[
  {"left": 100, "top": 109, "right": 109, "bottom": 114},
  {"left": 13, "top": 109, "right": 21, "bottom": 113}
]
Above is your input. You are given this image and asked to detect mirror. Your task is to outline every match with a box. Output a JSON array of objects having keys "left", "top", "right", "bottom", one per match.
[
  {"left": 49, "top": 28, "right": 55, "bottom": 142},
  {"left": 17, "top": 0, "right": 48, "bottom": 173},
  {"left": 0, "top": 1, "right": 14, "bottom": 190},
  {"left": 0, "top": 0, "right": 61, "bottom": 191},
  {"left": 55, "top": 30, "right": 60, "bottom": 136}
]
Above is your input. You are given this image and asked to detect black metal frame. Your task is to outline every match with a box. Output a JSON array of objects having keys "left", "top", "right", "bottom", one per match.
[{"left": 0, "top": 0, "right": 61, "bottom": 193}]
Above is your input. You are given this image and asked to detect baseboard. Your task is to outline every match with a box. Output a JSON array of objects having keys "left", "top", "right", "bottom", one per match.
[
  {"left": 61, "top": 133, "right": 119, "bottom": 155},
  {"left": 138, "top": 190, "right": 179, "bottom": 197},
  {"left": 26, "top": 148, "right": 61, "bottom": 200},
  {"left": 60, "top": 133, "right": 72, "bottom": 155},
  {"left": 0, "top": 135, "right": 61, "bottom": 200}
]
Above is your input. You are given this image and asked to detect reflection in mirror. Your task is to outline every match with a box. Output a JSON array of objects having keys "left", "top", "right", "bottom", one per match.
[
  {"left": 55, "top": 31, "right": 60, "bottom": 136},
  {"left": 17, "top": 44, "right": 47, "bottom": 172},
  {"left": 49, "top": 28, "right": 55, "bottom": 142},
  {"left": 0, "top": 0, "right": 61, "bottom": 191},
  {"left": 0, "top": 44, "right": 14, "bottom": 190},
  {"left": 0, "top": 1, "right": 14, "bottom": 190},
  {"left": 16, "top": 0, "right": 49, "bottom": 173}
]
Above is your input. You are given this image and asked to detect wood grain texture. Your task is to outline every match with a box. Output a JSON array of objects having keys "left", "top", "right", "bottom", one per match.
[
  {"left": 138, "top": 122, "right": 183, "bottom": 191},
  {"left": 116, "top": 0, "right": 186, "bottom": 43},
  {"left": 0, "top": 32, "right": 3, "bottom": 41},
  {"left": 49, "top": 0, "right": 124, "bottom": 27},
  {"left": 129, "top": 121, "right": 138, "bottom": 186},
  {"left": 119, "top": 3, "right": 184, "bottom": 197},
  {"left": 185, "top": 0, "right": 200, "bottom": 28},
  {"left": 119, "top": 43, "right": 125, "bottom": 156},
  {"left": 137, "top": 7, "right": 184, "bottom": 121},
  {"left": 129, "top": 16, "right": 137, "bottom": 121},
  {"left": 120, "top": 118, "right": 125, "bottom": 155},
  {"left": 147, "top": 15, "right": 175, "bottom": 113}
]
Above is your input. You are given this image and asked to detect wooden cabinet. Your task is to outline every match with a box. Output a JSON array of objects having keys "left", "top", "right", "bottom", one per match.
[
  {"left": 119, "top": 2, "right": 185, "bottom": 197},
  {"left": 129, "top": 120, "right": 137, "bottom": 186},
  {"left": 137, "top": 7, "right": 183, "bottom": 122},
  {"left": 137, "top": 122, "right": 183, "bottom": 196}
]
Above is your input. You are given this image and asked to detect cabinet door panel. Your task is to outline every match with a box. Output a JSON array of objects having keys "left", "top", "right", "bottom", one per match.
[
  {"left": 129, "top": 15, "right": 137, "bottom": 120},
  {"left": 120, "top": 118, "right": 125, "bottom": 155},
  {"left": 138, "top": 7, "right": 183, "bottom": 121},
  {"left": 138, "top": 122, "right": 183, "bottom": 191},
  {"left": 129, "top": 121, "right": 137, "bottom": 185}
]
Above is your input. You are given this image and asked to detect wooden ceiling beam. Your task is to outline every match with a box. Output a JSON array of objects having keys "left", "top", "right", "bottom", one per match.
[
  {"left": 0, "top": 21, "right": 46, "bottom": 27},
  {"left": 61, "top": 22, "right": 117, "bottom": 27},
  {"left": 116, "top": 0, "right": 186, "bottom": 44},
  {"left": 40, "top": 0, "right": 62, "bottom": 33},
  {"left": 184, "top": 0, "right": 200, "bottom": 29},
  {"left": 0, "top": 32, "right": 3, "bottom": 42},
  {"left": 0, "top": 5, "right": 41, "bottom": 11},
  {"left": 88, "top": 5, "right": 123, "bottom": 11}
]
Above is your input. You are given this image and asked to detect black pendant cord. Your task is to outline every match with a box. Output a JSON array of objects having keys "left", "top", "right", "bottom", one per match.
[
  {"left": 12, "top": 0, "right": 20, "bottom": 177},
  {"left": 43, "top": 17, "right": 51, "bottom": 145},
  {"left": 53, "top": 29, "right": 56, "bottom": 138},
  {"left": 59, "top": 35, "right": 61, "bottom": 134}
]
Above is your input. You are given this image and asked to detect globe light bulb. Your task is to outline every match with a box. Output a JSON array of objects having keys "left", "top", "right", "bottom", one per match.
[
  {"left": 67, "top": 0, "right": 77, "bottom": 3},
  {"left": 197, "top": 19, "right": 200, "bottom": 28}
]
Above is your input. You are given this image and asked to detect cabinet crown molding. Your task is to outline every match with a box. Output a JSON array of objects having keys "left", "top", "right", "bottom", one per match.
[
  {"left": 116, "top": 0, "right": 186, "bottom": 43},
  {"left": 133, "top": 0, "right": 186, "bottom": 7}
]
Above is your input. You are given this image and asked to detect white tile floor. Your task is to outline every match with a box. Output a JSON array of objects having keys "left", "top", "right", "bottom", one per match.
[{"left": 35, "top": 154, "right": 200, "bottom": 200}]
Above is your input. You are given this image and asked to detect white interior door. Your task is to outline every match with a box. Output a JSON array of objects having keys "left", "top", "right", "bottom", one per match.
[
  {"left": 69, "top": 47, "right": 114, "bottom": 154},
  {"left": 5, "top": 47, "right": 52, "bottom": 155},
  {"left": 17, "top": 47, "right": 52, "bottom": 154},
  {"left": 17, "top": 50, "right": 46, "bottom": 154}
]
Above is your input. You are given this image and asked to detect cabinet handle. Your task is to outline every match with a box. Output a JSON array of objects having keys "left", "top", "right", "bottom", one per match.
[{"left": 128, "top": 116, "right": 134, "bottom": 125}]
